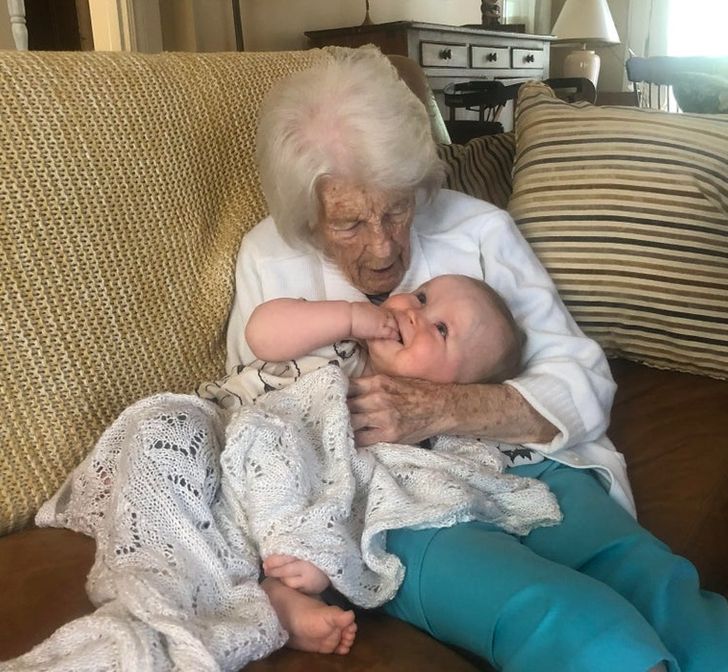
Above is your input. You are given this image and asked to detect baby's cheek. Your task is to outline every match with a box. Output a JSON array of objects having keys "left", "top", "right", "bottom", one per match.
[
  {"left": 432, "top": 358, "right": 461, "bottom": 384},
  {"left": 399, "top": 346, "right": 444, "bottom": 381}
]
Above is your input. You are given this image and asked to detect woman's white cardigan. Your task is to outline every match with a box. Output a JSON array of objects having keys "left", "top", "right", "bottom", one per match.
[{"left": 226, "top": 189, "right": 635, "bottom": 515}]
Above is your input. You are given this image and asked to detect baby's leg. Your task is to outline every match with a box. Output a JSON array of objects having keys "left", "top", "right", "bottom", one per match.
[
  {"left": 384, "top": 522, "right": 674, "bottom": 672},
  {"left": 263, "top": 554, "right": 331, "bottom": 594},
  {"left": 262, "top": 577, "right": 356, "bottom": 655}
]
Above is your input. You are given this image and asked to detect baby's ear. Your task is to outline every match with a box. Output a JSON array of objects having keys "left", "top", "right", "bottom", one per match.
[{"left": 518, "top": 326, "right": 527, "bottom": 348}]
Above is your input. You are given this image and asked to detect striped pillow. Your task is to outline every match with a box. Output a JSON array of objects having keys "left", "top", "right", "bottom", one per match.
[
  {"left": 438, "top": 132, "right": 515, "bottom": 210},
  {"left": 509, "top": 81, "right": 728, "bottom": 379}
]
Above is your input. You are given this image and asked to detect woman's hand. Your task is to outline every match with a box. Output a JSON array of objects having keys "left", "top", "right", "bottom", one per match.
[
  {"left": 347, "top": 374, "right": 559, "bottom": 447},
  {"left": 347, "top": 374, "right": 446, "bottom": 445},
  {"left": 350, "top": 303, "right": 400, "bottom": 341}
]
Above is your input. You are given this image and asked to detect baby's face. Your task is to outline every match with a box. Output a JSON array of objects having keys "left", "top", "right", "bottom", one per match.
[{"left": 366, "top": 275, "right": 512, "bottom": 384}]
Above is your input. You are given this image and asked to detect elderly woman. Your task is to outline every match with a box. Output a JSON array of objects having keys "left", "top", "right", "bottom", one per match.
[{"left": 226, "top": 48, "right": 728, "bottom": 672}]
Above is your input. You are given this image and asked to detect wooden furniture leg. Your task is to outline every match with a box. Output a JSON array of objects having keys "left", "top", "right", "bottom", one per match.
[{"left": 7, "top": 0, "right": 27, "bottom": 50}]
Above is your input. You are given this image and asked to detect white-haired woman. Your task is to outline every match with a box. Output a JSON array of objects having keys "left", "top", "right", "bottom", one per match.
[{"left": 227, "top": 47, "right": 728, "bottom": 671}]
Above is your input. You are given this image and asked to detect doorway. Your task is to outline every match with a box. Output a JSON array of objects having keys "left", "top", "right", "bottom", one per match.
[{"left": 25, "top": 0, "right": 93, "bottom": 50}]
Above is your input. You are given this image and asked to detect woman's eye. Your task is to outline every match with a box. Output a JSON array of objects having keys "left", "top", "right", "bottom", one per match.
[
  {"left": 416, "top": 292, "right": 426, "bottom": 304},
  {"left": 331, "top": 220, "right": 362, "bottom": 233},
  {"left": 436, "top": 323, "right": 448, "bottom": 339},
  {"left": 386, "top": 208, "right": 407, "bottom": 221}
]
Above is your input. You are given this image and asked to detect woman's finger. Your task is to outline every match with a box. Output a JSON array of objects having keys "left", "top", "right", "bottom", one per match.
[
  {"left": 349, "top": 374, "right": 447, "bottom": 445},
  {"left": 347, "top": 376, "right": 372, "bottom": 398},
  {"left": 347, "top": 389, "right": 384, "bottom": 413},
  {"left": 349, "top": 408, "right": 382, "bottom": 432},
  {"left": 352, "top": 417, "right": 398, "bottom": 445},
  {"left": 354, "top": 426, "right": 385, "bottom": 446}
]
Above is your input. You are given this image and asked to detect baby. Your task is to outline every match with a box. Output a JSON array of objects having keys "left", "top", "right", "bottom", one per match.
[{"left": 240, "top": 274, "right": 525, "bottom": 654}]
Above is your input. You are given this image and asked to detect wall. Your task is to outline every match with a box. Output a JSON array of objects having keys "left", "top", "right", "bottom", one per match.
[
  {"left": 239, "top": 0, "right": 481, "bottom": 52},
  {"left": 0, "top": 0, "right": 483, "bottom": 54},
  {"left": 158, "top": 1, "right": 558, "bottom": 54},
  {"left": 160, "top": 0, "right": 236, "bottom": 52},
  {"left": 3, "top": 0, "right": 656, "bottom": 92},
  {"left": 504, "top": 0, "right": 554, "bottom": 35}
]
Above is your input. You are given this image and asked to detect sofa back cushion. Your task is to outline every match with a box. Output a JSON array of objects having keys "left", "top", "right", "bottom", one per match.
[
  {"left": 438, "top": 132, "right": 515, "bottom": 210},
  {"left": 0, "top": 50, "right": 332, "bottom": 535},
  {"left": 509, "top": 81, "right": 728, "bottom": 380}
]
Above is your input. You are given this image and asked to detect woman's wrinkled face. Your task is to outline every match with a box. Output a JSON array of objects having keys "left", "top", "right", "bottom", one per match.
[{"left": 315, "top": 176, "right": 415, "bottom": 295}]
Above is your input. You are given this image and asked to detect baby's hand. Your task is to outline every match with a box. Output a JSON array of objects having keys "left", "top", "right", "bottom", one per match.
[{"left": 351, "top": 302, "right": 399, "bottom": 341}]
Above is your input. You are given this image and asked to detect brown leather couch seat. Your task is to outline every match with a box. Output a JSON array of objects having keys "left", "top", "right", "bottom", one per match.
[
  {"left": 1, "top": 358, "right": 726, "bottom": 670},
  {"left": 608, "top": 359, "right": 728, "bottom": 595}
]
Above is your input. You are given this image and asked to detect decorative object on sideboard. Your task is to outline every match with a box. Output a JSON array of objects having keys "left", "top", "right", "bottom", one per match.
[
  {"left": 361, "top": 0, "right": 373, "bottom": 26},
  {"left": 551, "top": 0, "right": 620, "bottom": 88},
  {"left": 481, "top": 1, "right": 502, "bottom": 29},
  {"left": 478, "top": 0, "right": 526, "bottom": 33}
]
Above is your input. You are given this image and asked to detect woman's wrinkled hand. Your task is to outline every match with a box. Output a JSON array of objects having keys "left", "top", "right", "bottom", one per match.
[
  {"left": 350, "top": 302, "right": 400, "bottom": 341},
  {"left": 347, "top": 374, "right": 447, "bottom": 445}
]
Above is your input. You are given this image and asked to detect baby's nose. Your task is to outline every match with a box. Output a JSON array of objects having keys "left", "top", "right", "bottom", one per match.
[{"left": 405, "top": 307, "right": 420, "bottom": 324}]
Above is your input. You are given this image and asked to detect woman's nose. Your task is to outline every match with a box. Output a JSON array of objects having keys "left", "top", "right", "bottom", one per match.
[{"left": 365, "top": 222, "right": 395, "bottom": 257}]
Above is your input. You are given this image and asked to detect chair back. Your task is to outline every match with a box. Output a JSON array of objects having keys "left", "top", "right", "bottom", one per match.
[
  {"left": 626, "top": 56, "right": 728, "bottom": 112},
  {"left": 545, "top": 77, "right": 597, "bottom": 104},
  {"left": 442, "top": 77, "right": 597, "bottom": 143}
]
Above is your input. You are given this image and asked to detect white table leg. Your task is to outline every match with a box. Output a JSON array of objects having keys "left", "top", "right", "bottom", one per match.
[{"left": 7, "top": 0, "right": 28, "bottom": 51}]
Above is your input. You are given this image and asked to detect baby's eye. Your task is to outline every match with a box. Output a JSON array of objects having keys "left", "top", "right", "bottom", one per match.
[
  {"left": 436, "top": 322, "right": 448, "bottom": 339},
  {"left": 416, "top": 291, "right": 426, "bottom": 304}
]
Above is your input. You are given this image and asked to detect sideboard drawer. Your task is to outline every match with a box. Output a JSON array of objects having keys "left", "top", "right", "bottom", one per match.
[
  {"left": 471, "top": 46, "right": 510, "bottom": 69},
  {"left": 512, "top": 48, "right": 544, "bottom": 69},
  {"left": 420, "top": 42, "right": 468, "bottom": 68}
]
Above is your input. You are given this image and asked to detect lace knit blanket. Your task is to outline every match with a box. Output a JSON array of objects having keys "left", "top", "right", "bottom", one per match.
[{"left": 3, "top": 366, "right": 560, "bottom": 672}]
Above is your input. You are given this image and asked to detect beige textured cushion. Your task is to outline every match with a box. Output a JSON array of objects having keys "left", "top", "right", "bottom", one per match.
[
  {"left": 509, "top": 81, "right": 728, "bottom": 379},
  {"left": 438, "top": 132, "right": 515, "bottom": 210},
  {"left": 0, "top": 50, "right": 332, "bottom": 535}
]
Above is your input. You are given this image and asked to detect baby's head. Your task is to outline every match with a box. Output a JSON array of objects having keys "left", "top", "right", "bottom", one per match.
[{"left": 366, "top": 274, "right": 522, "bottom": 384}]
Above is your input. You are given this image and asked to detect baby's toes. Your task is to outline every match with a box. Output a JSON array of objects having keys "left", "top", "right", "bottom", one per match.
[
  {"left": 335, "top": 627, "right": 357, "bottom": 655},
  {"left": 342, "top": 622, "right": 357, "bottom": 644},
  {"left": 280, "top": 574, "right": 307, "bottom": 591},
  {"left": 263, "top": 553, "right": 297, "bottom": 571}
]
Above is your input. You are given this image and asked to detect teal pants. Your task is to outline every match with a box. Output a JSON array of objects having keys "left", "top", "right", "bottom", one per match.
[{"left": 382, "top": 461, "right": 728, "bottom": 672}]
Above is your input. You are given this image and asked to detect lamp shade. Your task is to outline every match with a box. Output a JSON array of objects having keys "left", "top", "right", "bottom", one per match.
[{"left": 552, "top": 0, "right": 620, "bottom": 45}]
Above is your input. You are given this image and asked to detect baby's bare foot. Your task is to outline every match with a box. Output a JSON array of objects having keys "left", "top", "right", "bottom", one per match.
[
  {"left": 263, "top": 553, "right": 331, "bottom": 594},
  {"left": 262, "top": 577, "right": 357, "bottom": 655}
]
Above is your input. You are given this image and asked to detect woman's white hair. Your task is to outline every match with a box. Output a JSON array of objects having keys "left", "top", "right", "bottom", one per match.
[{"left": 256, "top": 47, "right": 445, "bottom": 249}]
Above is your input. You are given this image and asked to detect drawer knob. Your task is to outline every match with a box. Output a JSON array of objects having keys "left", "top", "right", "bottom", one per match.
[
  {"left": 525, "top": 54, "right": 536, "bottom": 63},
  {"left": 486, "top": 52, "right": 498, "bottom": 62},
  {"left": 439, "top": 48, "right": 452, "bottom": 60}
]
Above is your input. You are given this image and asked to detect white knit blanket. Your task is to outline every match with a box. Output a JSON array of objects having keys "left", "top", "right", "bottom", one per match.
[{"left": 3, "top": 366, "right": 560, "bottom": 672}]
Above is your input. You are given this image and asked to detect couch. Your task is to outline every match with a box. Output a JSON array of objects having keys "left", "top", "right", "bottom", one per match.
[{"left": 1, "top": 48, "right": 726, "bottom": 671}]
